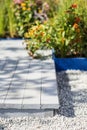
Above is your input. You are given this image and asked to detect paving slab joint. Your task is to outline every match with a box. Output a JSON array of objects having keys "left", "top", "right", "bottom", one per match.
[{"left": 53, "top": 109, "right": 59, "bottom": 116}]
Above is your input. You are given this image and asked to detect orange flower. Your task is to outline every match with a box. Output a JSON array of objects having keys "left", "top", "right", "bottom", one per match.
[
  {"left": 40, "top": 32, "right": 45, "bottom": 36},
  {"left": 71, "top": 4, "right": 77, "bottom": 8},
  {"left": 73, "top": 23, "right": 79, "bottom": 29}
]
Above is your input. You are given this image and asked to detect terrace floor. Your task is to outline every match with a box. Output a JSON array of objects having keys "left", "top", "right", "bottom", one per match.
[{"left": 0, "top": 40, "right": 59, "bottom": 110}]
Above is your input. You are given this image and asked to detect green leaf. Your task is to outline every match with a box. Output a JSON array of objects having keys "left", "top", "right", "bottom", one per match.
[
  {"left": 65, "top": 39, "right": 70, "bottom": 46},
  {"left": 62, "top": 31, "right": 65, "bottom": 37}
]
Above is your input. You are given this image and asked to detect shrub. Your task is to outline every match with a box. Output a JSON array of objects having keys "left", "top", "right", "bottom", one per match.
[
  {"left": 24, "top": 0, "right": 87, "bottom": 58},
  {"left": 52, "top": 1, "right": 87, "bottom": 57},
  {"left": 24, "top": 21, "right": 52, "bottom": 55}
]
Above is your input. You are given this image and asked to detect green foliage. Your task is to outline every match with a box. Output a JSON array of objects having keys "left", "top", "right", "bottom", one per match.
[
  {"left": 24, "top": 0, "right": 87, "bottom": 58},
  {"left": 24, "top": 21, "right": 52, "bottom": 54},
  {"left": 0, "top": 0, "right": 5, "bottom": 37},
  {"left": 13, "top": 0, "right": 52, "bottom": 37},
  {"left": 0, "top": 0, "right": 87, "bottom": 41},
  {"left": 6, "top": 0, "right": 16, "bottom": 37},
  {"left": 13, "top": 0, "right": 35, "bottom": 37},
  {"left": 0, "top": 0, "right": 16, "bottom": 38},
  {"left": 45, "top": 0, "right": 60, "bottom": 17},
  {"left": 50, "top": 1, "right": 87, "bottom": 57}
]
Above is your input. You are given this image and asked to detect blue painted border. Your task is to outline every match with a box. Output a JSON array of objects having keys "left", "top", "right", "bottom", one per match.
[{"left": 53, "top": 54, "right": 87, "bottom": 71}]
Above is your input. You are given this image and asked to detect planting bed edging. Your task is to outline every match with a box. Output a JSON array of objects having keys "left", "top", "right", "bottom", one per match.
[{"left": 53, "top": 56, "right": 87, "bottom": 71}]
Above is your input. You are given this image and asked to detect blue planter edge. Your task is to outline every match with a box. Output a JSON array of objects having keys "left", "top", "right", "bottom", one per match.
[{"left": 52, "top": 52, "right": 87, "bottom": 71}]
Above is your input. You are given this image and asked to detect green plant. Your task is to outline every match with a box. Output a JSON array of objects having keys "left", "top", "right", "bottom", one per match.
[
  {"left": 5, "top": 0, "right": 16, "bottom": 37},
  {"left": 24, "top": 21, "right": 52, "bottom": 55},
  {"left": 24, "top": 0, "right": 87, "bottom": 58},
  {"left": 0, "top": 0, "right": 5, "bottom": 37},
  {"left": 13, "top": 0, "right": 51, "bottom": 37},
  {"left": 45, "top": 0, "right": 60, "bottom": 17},
  {"left": 0, "top": 0, "right": 16, "bottom": 38},
  {"left": 13, "top": 0, "right": 35, "bottom": 37},
  {"left": 50, "top": 1, "right": 87, "bottom": 57}
]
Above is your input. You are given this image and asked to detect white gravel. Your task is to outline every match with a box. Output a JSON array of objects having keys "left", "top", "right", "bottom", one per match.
[{"left": 0, "top": 70, "right": 87, "bottom": 130}]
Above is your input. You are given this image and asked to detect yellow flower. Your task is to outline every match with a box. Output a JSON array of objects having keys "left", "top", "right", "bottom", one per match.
[
  {"left": 21, "top": 3, "right": 26, "bottom": 7},
  {"left": 38, "top": 9, "right": 42, "bottom": 13},
  {"left": 27, "top": 8, "right": 31, "bottom": 11},
  {"left": 38, "top": 25, "right": 43, "bottom": 29},
  {"left": 29, "top": 30, "right": 34, "bottom": 37},
  {"left": 24, "top": 33, "right": 29, "bottom": 38},
  {"left": 22, "top": 7, "right": 27, "bottom": 10}
]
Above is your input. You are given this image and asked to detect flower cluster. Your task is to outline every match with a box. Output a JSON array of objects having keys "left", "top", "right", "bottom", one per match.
[
  {"left": 24, "top": 2, "right": 87, "bottom": 58},
  {"left": 24, "top": 21, "right": 52, "bottom": 54},
  {"left": 13, "top": 0, "right": 50, "bottom": 37},
  {"left": 13, "top": 0, "right": 35, "bottom": 37}
]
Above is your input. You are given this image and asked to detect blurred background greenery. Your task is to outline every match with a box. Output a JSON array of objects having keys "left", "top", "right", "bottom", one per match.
[{"left": 0, "top": 0, "right": 87, "bottom": 38}]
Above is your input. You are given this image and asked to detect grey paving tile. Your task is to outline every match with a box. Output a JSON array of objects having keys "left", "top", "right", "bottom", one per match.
[
  {"left": 0, "top": 59, "right": 18, "bottom": 106},
  {"left": 41, "top": 59, "right": 59, "bottom": 109},
  {"left": 22, "top": 60, "right": 42, "bottom": 109},
  {"left": 4, "top": 59, "right": 30, "bottom": 109}
]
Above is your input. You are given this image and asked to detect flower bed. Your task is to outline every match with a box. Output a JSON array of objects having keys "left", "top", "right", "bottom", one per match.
[
  {"left": 52, "top": 2, "right": 87, "bottom": 71},
  {"left": 24, "top": 1, "right": 87, "bottom": 59}
]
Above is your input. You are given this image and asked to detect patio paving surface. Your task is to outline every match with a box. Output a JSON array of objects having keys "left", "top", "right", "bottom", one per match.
[{"left": 0, "top": 40, "right": 59, "bottom": 110}]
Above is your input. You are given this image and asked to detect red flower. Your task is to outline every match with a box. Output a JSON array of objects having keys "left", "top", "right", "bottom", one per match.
[
  {"left": 75, "top": 17, "right": 80, "bottom": 23},
  {"left": 71, "top": 4, "right": 77, "bottom": 8}
]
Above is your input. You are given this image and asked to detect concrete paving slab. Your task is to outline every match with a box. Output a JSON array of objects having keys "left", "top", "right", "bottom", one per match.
[
  {"left": 0, "top": 59, "right": 18, "bottom": 106},
  {"left": 0, "top": 40, "right": 59, "bottom": 110},
  {"left": 4, "top": 59, "right": 30, "bottom": 109},
  {"left": 41, "top": 59, "right": 59, "bottom": 109},
  {"left": 22, "top": 73, "right": 41, "bottom": 109}
]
